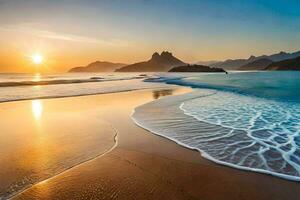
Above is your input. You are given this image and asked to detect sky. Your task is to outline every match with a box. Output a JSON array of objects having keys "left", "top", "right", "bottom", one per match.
[{"left": 0, "top": 0, "right": 300, "bottom": 72}]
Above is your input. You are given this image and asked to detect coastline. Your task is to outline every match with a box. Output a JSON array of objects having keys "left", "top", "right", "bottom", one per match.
[
  {"left": 0, "top": 78, "right": 171, "bottom": 103},
  {"left": 4, "top": 86, "right": 298, "bottom": 200}
]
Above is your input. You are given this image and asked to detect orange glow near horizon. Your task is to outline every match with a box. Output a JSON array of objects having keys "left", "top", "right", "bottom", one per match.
[{"left": 1, "top": 1, "right": 300, "bottom": 73}]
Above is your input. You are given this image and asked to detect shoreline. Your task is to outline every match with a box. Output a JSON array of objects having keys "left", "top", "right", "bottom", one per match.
[
  {"left": 0, "top": 85, "right": 175, "bottom": 104},
  {"left": 8, "top": 131, "right": 119, "bottom": 200},
  {"left": 131, "top": 88, "right": 300, "bottom": 183},
  {"left": 1, "top": 86, "right": 189, "bottom": 199},
  {"left": 0, "top": 86, "right": 298, "bottom": 200},
  {"left": 134, "top": 99, "right": 300, "bottom": 182}
]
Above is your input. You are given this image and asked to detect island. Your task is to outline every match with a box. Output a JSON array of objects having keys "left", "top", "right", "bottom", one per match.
[
  {"left": 116, "top": 51, "right": 186, "bottom": 72},
  {"left": 168, "top": 64, "right": 226, "bottom": 73}
]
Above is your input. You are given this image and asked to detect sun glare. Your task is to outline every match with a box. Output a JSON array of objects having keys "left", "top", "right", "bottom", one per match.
[
  {"left": 32, "top": 100, "right": 43, "bottom": 120},
  {"left": 32, "top": 54, "right": 43, "bottom": 65}
]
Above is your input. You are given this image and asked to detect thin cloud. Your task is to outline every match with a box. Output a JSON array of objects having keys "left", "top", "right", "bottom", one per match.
[{"left": 0, "top": 24, "right": 126, "bottom": 46}]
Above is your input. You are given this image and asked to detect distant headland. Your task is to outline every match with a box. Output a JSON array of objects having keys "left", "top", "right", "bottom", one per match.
[
  {"left": 69, "top": 61, "right": 126, "bottom": 73},
  {"left": 68, "top": 50, "right": 300, "bottom": 72},
  {"left": 116, "top": 51, "right": 186, "bottom": 72},
  {"left": 169, "top": 64, "right": 226, "bottom": 73}
]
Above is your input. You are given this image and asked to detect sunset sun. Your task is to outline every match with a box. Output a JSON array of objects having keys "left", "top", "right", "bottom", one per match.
[{"left": 31, "top": 54, "right": 43, "bottom": 65}]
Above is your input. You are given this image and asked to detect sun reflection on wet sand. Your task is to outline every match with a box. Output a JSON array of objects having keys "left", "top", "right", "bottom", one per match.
[
  {"left": 0, "top": 88, "right": 190, "bottom": 199},
  {"left": 32, "top": 100, "right": 43, "bottom": 120}
]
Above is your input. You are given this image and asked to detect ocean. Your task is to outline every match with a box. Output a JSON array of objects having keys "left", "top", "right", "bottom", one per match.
[
  {"left": 0, "top": 72, "right": 166, "bottom": 199},
  {"left": 0, "top": 73, "right": 157, "bottom": 102},
  {"left": 1, "top": 71, "right": 299, "bottom": 198},
  {"left": 133, "top": 71, "right": 300, "bottom": 181}
]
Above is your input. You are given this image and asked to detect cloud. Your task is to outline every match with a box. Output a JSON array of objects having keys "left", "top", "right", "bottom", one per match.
[
  {"left": 0, "top": 24, "right": 126, "bottom": 46},
  {"left": 31, "top": 29, "right": 104, "bottom": 44}
]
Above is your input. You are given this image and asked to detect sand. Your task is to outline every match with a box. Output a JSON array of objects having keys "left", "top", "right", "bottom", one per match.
[{"left": 0, "top": 87, "right": 299, "bottom": 200}]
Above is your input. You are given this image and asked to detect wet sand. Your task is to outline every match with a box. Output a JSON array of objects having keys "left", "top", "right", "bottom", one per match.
[
  {"left": 0, "top": 97, "right": 118, "bottom": 198},
  {"left": 1, "top": 87, "right": 299, "bottom": 200}
]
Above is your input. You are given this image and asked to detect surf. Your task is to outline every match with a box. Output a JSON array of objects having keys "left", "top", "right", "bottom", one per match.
[{"left": 134, "top": 71, "right": 300, "bottom": 181}]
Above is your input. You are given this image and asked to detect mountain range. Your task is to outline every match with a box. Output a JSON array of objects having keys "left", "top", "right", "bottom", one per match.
[
  {"left": 116, "top": 51, "right": 185, "bottom": 72},
  {"left": 239, "top": 58, "right": 273, "bottom": 71},
  {"left": 196, "top": 60, "right": 220, "bottom": 66},
  {"left": 68, "top": 50, "right": 300, "bottom": 73},
  {"left": 209, "top": 51, "right": 300, "bottom": 70},
  {"left": 69, "top": 61, "right": 126, "bottom": 72},
  {"left": 266, "top": 56, "right": 300, "bottom": 70}
]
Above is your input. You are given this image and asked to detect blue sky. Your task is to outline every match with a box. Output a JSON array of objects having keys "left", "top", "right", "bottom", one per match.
[{"left": 0, "top": 0, "right": 300, "bottom": 71}]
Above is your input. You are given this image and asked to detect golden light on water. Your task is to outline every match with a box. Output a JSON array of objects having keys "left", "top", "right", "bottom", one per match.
[
  {"left": 33, "top": 73, "right": 41, "bottom": 82},
  {"left": 32, "top": 54, "right": 43, "bottom": 65},
  {"left": 32, "top": 100, "right": 43, "bottom": 119}
]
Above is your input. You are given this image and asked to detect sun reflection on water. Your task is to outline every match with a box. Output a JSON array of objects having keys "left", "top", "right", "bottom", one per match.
[
  {"left": 33, "top": 73, "right": 41, "bottom": 82},
  {"left": 32, "top": 100, "right": 43, "bottom": 120}
]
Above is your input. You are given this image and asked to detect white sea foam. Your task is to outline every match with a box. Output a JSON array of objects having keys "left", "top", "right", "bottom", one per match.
[
  {"left": 132, "top": 88, "right": 300, "bottom": 182},
  {"left": 0, "top": 74, "right": 165, "bottom": 103}
]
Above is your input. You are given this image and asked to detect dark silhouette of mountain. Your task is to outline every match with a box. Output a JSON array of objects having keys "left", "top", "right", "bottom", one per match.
[
  {"left": 169, "top": 64, "right": 226, "bottom": 73},
  {"left": 265, "top": 56, "right": 300, "bottom": 70},
  {"left": 69, "top": 61, "right": 126, "bottom": 72},
  {"left": 211, "top": 50, "right": 300, "bottom": 70},
  {"left": 238, "top": 58, "right": 273, "bottom": 71},
  {"left": 116, "top": 51, "right": 186, "bottom": 72}
]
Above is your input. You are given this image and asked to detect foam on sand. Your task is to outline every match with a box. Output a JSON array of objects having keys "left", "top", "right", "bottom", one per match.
[{"left": 132, "top": 88, "right": 300, "bottom": 182}]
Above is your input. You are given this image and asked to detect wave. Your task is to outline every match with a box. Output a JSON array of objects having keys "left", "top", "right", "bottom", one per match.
[
  {"left": 145, "top": 76, "right": 247, "bottom": 94},
  {"left": 0, "top": 76, "right": 144, "bottom": 87},
  {"left": 134, "top": 73, "right": 300, "bottom": 182},
  {"left": 0, "top": 75, "right": 161, "bottom": 103},
  {"left": 146, "top": 71, "right": 300, "bottom": 103}
]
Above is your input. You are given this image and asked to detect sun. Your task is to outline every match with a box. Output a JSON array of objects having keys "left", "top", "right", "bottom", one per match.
[{"left": 32, "top": 54, "right": 43, "bottom": 65}]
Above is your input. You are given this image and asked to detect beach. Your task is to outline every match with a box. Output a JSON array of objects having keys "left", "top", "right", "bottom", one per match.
[
  {"left": 1, "top": 1, "right": 300, "bottom": 199},
  {"left": 0, "top": 86, "right": 297, "bottom": 200}
]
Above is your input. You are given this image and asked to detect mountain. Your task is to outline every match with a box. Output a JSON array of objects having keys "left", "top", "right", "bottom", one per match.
[
  {"left": 169, "top": 64, "right": 226, "bottom": 73},
  {"left": 69, "top": 61, "right": 126, "bottom": 72},
  {"left": 116, "top": 51, "right": 186, "bottom": 72},
  {"left": 196, "top": 60, "right": 220, "bottom": 66},
  {"left": 238, "top": 58, "right": 273, "bottom": 71},
  {"left": 264, "top": 51, "right": 300, "bottom": 62},
  {"left": 210, "top": 59, "right": 248, "bottom": 70},
  {"left": 211, "top": 50, "right": 300, "bottom": 70},
  {"left": 265, "top": 56, "right": 300, "bottom": 70}
]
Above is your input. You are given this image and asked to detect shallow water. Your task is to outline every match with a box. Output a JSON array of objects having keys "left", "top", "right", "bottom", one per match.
[
  {"left": 0, "top": 98, "right": 118, "bottom": 199},
  {"left": 135, "top": 71, "right": 300, "bottom": 181},
  {"left": 0, "top": 73, "right": 161, "bottom": 102}
]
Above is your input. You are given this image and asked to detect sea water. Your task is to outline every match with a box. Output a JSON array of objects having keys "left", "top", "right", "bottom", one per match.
[
  {"left": 134, "top": 71, "right": 300, "bottom": 181},
  {"left": 0, "top": 73, "right": 159, "bottom": 102}
]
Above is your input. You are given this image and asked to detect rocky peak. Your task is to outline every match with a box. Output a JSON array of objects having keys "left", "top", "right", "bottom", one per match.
[
  {"left": 151, "top": 52, "right": 160, "bottom": 60},
  {"left": 248, "top": 55, "right": 256, "bottom": 60},
  {"left": 116, "top": 51, "right": 186, "bottom": 72},
  {"left": 161, "top": 51, "right": 173, "bottom": 58},
  {"left": 151, "top": 51, "right": 175, "bottom": 62},
  {"left": 278, "top": 51, "right": 287, "bottom": 55}
]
